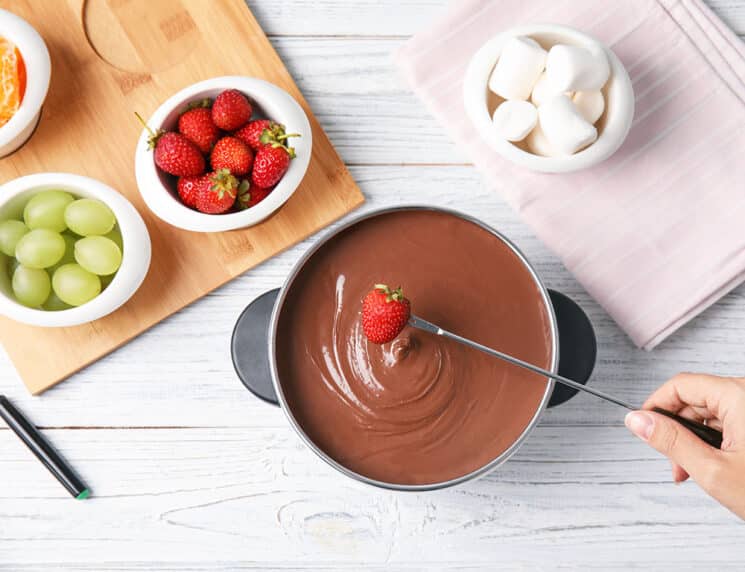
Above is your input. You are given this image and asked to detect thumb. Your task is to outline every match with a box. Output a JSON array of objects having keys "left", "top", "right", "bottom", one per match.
[{"left": 625, "top": 410, "right": 720, "bottom": 483}]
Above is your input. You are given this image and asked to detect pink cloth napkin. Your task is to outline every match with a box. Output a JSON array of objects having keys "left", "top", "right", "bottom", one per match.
[{"left": 395, "top": 0, "right": 745, "bottom": 350}]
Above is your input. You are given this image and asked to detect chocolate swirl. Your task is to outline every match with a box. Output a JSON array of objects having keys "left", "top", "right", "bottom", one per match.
[
  {"left": 309, "top": 274, "right": 457, "bottom": 439},
  {"left": 276, "top": 210, "right": 553, "bottom": 485}
]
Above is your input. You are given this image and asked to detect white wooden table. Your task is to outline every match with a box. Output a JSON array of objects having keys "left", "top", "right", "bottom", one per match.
[{"left": 1, "top": 1, "right": 744, "bottom": 569}]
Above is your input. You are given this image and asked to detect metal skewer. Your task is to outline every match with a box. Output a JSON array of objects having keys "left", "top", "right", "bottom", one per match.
[{"left": 408, "top": 314, "right": 723, "bottom": 448}]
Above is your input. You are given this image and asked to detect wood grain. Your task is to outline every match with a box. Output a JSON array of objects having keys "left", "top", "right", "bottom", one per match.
[
  {"left": 0, "top": 426, "right": 742, "bottom": 569},
  {"left": 247, "top": 0, "right": 745, "bottom": 36},
  {"left": 0, "top": 1, "right": 744, "bottom": 570},
  {"left": 0, "top": 0, "right": 363, "bottom": 394}
]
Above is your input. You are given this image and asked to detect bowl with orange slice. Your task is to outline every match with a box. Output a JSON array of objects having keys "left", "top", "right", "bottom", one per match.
[{"left": 0, "top": 8, "right": 50, "bottom": 157}]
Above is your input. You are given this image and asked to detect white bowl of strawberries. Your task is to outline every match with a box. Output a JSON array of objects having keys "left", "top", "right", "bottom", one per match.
[{"left": 134, "top": 76, "right": 312, "bottom": 232}]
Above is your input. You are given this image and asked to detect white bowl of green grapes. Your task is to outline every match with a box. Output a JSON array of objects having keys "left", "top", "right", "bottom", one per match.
[{"left": 0, "top": 173, "right": 151, "bottom": 327}]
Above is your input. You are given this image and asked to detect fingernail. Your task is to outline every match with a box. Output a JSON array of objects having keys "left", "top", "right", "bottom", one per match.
[{"left": 625, "top": 411, "right": 654, "bottom": 441}]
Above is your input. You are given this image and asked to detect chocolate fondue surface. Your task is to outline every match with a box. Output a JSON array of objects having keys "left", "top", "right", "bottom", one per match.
[{"left": 275, "top": 209, "right": 554, "bottom": 485}]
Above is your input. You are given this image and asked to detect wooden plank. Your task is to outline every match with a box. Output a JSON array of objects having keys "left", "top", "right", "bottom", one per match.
[
  {"left": 247, "top": 0, "right": 745, "bottom": 36},
  {"left": 0, "top": 426, "right": 742, "bottom": 568},
  {"left": 0, "top": 0, "right": 363, "bottom": 394},
  {"left": 1, "top": 166, "right": 744, "bottom": 429},
  {"left": 272, "top": 37, "right": 458, "bottom": 164},
  {"left": 706, "top": 0, "right": 745, "bottom": 34}
]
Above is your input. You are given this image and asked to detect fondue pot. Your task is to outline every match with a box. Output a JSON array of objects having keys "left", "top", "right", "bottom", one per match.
[{"left": 231, "top": 206, "right": 597, "bottom": 491}]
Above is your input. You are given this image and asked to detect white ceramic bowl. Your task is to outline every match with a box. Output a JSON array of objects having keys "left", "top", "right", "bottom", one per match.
[
  {"left": 0, "top": 173, "right": 151, "bottom": 327},
  {"left": 135, "top": 76, "right": 313, "bottom": 232},
  {"left": 0, "top": 9, "right": 51, "bottom": 157},
  {"left": 463, "top": 24, "right": 634, "bottom": 173}
]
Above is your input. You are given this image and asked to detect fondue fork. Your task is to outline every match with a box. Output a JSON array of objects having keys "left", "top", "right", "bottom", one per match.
[{"left": 408, "top": 315, "right": 723, "bottom": 449}]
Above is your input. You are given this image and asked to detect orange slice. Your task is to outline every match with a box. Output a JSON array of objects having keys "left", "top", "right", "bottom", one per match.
[{"left": 0, "top": 37, "right": 26, "bottom": 128}]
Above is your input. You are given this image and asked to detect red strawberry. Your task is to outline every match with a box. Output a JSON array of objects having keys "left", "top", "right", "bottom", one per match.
[
  {"left": 154, "top": 132, "right": 205, "bottom": 177},
  {"left": 361, "top": 284, "right": 411, "bottom": 344},
  {"left": 136, "top": 112, "right": 205, "bottom": 177},
  {"left": 235, "top": 119, "right": 301, "bottom": 151},
  {"left": 211, "top": 89, "right": 252, "bottom": 131},
  {"left": 252, "top": 144, "right": 294, "bottom": 188},
  {"left": 195, "top": 169, "right": 244, "bottom": 214},
  {"left": 237, "top": 183, "right": 272, "bottom": 210},
  {"left": 210, "top": 136, "right": 254, "bottom": 176},
  {"left": 178, "top": 102, "right": 220, "bottom": 154},
  {"left": 234, "top": 119, "right": 273, "bottom": 150},
  {"left": 176, "top": 175, "right": 207, "bottom": 208}
]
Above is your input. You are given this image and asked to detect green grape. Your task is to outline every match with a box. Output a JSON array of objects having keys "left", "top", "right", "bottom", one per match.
[
  {"left": 0, "top": 254, "right": 9, "bottom": 282},
  {"left": 5, "top": 256, "right": 19, "bottom": 280},
  {"left": 100, "top": 272, "right": 115, "bottom": 290},
  {"left": 47, "top": 233, "right": 77, "bottom": 275},
  {"left": 74, "top": 236, "right": 122, "bottom": 276},
  {"left": 12, "top": 265, "right": 51, "bottom": 307},
  {"left": 23, "top": 190, "right": 74, "bottom": 232},
  {"left": 43, "top": 291, "right": 72, "bottom": 311},
  {"left": 52, "top": 263, "right": 101, "bottom": 306},
  {"left": 64, "top": 199, "right": 116, "bottom": 236},
  {"left": 14, "top": 229, "right": 65, "bottom": 269},
  {"left": 0, "top": 219, "right": 28, "bottom": 256},
  {"left": 105, "top": 226, "right": 123, "bottom": 252}
]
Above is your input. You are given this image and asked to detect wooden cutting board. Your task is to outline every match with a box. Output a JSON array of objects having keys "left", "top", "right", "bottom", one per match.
[{"left": 0, "top": 0, "right": 364, "bottom": 394}]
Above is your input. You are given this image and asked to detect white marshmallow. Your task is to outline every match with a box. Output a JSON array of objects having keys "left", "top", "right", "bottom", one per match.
[
  {"left": 492, "top": 100, "right": 538, "bottom": 141},
  {"left": 538, "top": 94, "right": 597, "bottom": 155},
  {"left": 488, "top": 36, "right": 547, "bottom": 101},
  {"left": 545, "top": 44, "right": 610, "bottom": 92},
  {"left": 572, "top": 90, "right": 605, "bottom": 124},
  {"left": 530, "top": 72, "right": 572, "bottom": 107},
  {"left": 524, "top": 123, "right": 558, "bottom": 157}
]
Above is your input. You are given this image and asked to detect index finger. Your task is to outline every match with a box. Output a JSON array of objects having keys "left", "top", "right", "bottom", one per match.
[{"left": 642, "top": 372, "right": 731, "bottom": 417}]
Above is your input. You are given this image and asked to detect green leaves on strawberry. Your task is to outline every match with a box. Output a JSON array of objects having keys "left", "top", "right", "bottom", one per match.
[
  {"left": 195, "top": 169, "right": 245, "bottom": 214},
  {"left": 248, "top": 123, "right": 300, "bottom": 188},
  {"left": 236, "top": 182, "right": 273, "bottom": 210}
]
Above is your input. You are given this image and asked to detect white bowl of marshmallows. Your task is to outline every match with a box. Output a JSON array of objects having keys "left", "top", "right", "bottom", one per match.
[{"left": 464, "top": 24, "right": 634, "bottom": 173}]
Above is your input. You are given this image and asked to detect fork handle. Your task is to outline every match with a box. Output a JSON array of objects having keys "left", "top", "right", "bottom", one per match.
[{"left": 652, "top": 407, "right": 723, "bottom": 449}]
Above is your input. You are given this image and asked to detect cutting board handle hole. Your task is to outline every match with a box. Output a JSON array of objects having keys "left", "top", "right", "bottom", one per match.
[{"left": 82, "top": 0, "right": 198, "bottom": 73}]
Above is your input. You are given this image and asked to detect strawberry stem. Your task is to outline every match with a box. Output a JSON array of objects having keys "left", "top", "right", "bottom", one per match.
[
  {"left": 259, "top": 129, "right": 276, "bottom": 145},
  {"left": 259, "top": 125, "right": 300, "bottom": 159},
  {"left": 186, "top": 98, "right": 212, "bottom": 110},
  {"left": 134, "top": 111, "right": 163, "bottom": 151},
  {"left": 134, "top": 111, "right": 153, "bottom": 136},
  {"left": 374, "top": 283, "right": 404, "bottom": 302},
  {"left": 276, "top": 132, "right": 301, "bottom": 141},
  {"left": 237, "top": 180, "right": 252, "bottom": 210},
  {"left": 210, "top": 169, "right": 239, "bottom": 199}
]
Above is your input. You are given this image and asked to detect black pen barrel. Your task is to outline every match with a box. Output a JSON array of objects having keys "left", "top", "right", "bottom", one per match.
[{"left": 0, "top": 395, "right": 88, "bottom": 499}]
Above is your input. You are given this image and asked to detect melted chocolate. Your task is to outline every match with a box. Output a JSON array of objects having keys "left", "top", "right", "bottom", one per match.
[{"left": 275, "top": 210, "right": 553, "bottom": 485}]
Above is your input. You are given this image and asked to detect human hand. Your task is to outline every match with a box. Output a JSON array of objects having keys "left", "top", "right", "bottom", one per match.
[{"left": 624, "top": 373, "right": 745, "bottom": 520}]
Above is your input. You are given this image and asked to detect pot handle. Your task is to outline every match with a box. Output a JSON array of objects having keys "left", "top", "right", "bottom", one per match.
[
  {"left": 231, "top": 288, "right": 281, "bottom": 406},
  {"left": 546, "top": 290, "right": 597, "bottom": 408}
]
